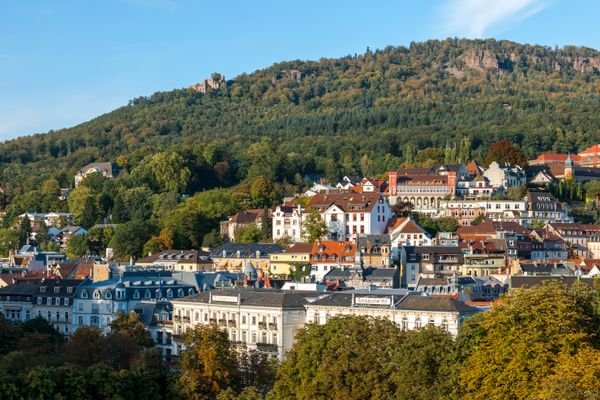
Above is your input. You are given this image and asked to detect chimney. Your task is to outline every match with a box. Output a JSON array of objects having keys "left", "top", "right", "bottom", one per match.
[{"left": 388, "top": 171, "right": 398, "bottom": 196}]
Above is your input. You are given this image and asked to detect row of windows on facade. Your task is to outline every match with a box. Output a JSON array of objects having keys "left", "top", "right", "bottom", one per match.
[
  {"left": 313, "top": 313, "right": 451, "bottom": 331},
  {"left": 312, "top": 254, "right": 354, "bottom": 262},
  {"left": 40, "top": 286, "right": 74, "bottom": 294},
  {"left": 80, "top": 288, "right": 194, "bottom": 300},
  {"left": 176, "top": 324, "right": 278, "bottom": 346},
  {"left": 177, "top": 310, "right": 278, "bottom": 327},
  {"left": 4, "top": 309, "right": 70, "bottom": 327}
]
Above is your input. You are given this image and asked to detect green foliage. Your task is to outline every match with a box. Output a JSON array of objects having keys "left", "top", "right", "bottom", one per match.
[
  {"left": 109, "top": 311, "right": 153, "bottom": 348},
  {"left": 66, "top": 234, "right": 89, "bottom": 258},
  {"left": 301, "top": 210, "right": 327, "bottom": 242},
  {"left": 177, "top": 324, "right": 239, "bottom": 400},
  {"left": 459, "top": 281, "right": 596, "bottom": 399},
  {"left": 0, "top": 228, "right": 20, "bottom": 257},
  {"left": 108, "top": 220, "right": 157, "bottom": 260},
  {"left": 235, "top": 224, "right": 263, "bottom": 244}
]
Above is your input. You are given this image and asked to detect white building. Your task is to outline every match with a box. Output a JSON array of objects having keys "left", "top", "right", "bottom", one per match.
[
  {"left": 483, "top": 162, "right": 526, "bottom": 189},
  {"left": 385, "top": 217, "right": 433, "bottom": 261},
  {"left": 305, "top": 293, "right": 479, "bottom": 337},
  {"left": 73, "top": 271, "right": 195, "bottom": 333},
  {"left": 171, "top": 290, "right": 313, "bottom": 360},
  {"left": 272, "top": 204, "right": 304, "bottom": 243}
]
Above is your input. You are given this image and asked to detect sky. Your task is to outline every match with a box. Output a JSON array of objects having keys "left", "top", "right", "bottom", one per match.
[{"left": 1, "top": 0, "right": 599, "bottom": 141}]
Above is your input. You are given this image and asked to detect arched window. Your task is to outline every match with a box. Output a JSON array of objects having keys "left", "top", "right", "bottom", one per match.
[
  {"left": 144, "top": 289, "right": 151, "bottom": 299},
  {"left": 133, "top": 290, "right": 140, "bottom": 300},
  {"left": 81, "top": 290, "right": 88, "bottom": 299},
  {"left": 401, "top": 317, "right": 408, "bottom": 331},
  {"left": 415, "top": 318, "right": 422, "bottom": 329},
  {"left": 166, "top": 289, "right": 173, "bottom": 298},
  {"left": 155, "top": 289, "right": 162, "bottom": 298},
  {"left": 188, "top": 288, "right": 194, "bottom": 295},
  {"left": 428, "top": 318, "right": 435, "bottom": 327},
  {"left": 105, "top": 291, "right": 112, "bottom": 300},
  {"left": 93, "top": 290, "right": 100, "bottom": 300},
  {"left": 177, "top": 289, "right": 184, "bottom": 297}
]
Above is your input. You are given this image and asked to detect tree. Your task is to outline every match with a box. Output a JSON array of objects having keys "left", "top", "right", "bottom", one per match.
[
  {"left": 18, "top": 216, "right": 32, "bottom": 247},
  {"left": 63, "top": 326, "right": 106, "bottom": 367},
  {"left": 108, "top": 220, "right": 157, "bottom": 260},
  {"left": 530, "top": 219, "right": 545, "bottom": 230},
  {"left": 301, "top": 210, "right": 327, "bottom": 243},
  {"left": 109, "top": 311, "right": 153, "bottom": 348},
  {"left": 235, "top": 224, "right": 263, "bottom": 244},
  {"left": 143, "top": 228, "right": 174, "bottom": 256},
  {"left": 177, "top": 324, "right": 239, "bottom": 400},
  {"left": 484, "top": 140, "right": 528, "bottom": 167},
  {"left": 435, "top": 217, "right": 459, "bottom": 233},
  {"left": 66, "top": 234, "right": 89, "bottom": 258},
  {"left": 202, "top": 230, "right": 224, "bottom": 249},
  {"left": 260, "top": 209, "right": 271, "bottom": 241},
  {"left": 470, "top": 214, "right": 486, "bottom": 226},
  {"left": 536, "top": 347, "right": 600, "bottom": 400},
  {"left": 67, "top": 186, "right": 97, "bottom": 227},
  {"left": 392, "top": 201, "right": 414, "bottom": 218},
  {"left": 140, "top": 151, "right": 191, "bottom": 194},
  {"left": 0, "top": 228, "right": 21, "bottom": 257},
  {"left": 459, "top": 282, "right": 595, "bottom": 400},
  {"left": 249, "top": 176, "right": 273, "bottom": 208}
]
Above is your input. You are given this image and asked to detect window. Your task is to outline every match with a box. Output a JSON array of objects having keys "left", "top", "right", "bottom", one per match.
[
  {"left": 90, "top": 316, "right": 99, "bottom": 326},
  {"left": 56, "top": 311, "right": 60, "bottom": 321},
  {"left": 47, "top": 311, "right": 52, "bottom": 320},
  {"left": 37, "top": 310, "right": 42, "bottom": 318},
  {"left": 442, "top": 319, "right": 449, "bottom": 331},
  {"left": 144, "top": 290, "right": 151, "bottom": 299},
  {"left": 242, "top": 315, "right": 247, "bottom": 324},
  {"left": 402, "top": 317, "right": 408, "bottom": 330},
  {"left": 78, "top": 316, "right": 83, "bottom": 325},
  {"left": 93, "top": 290, "right": 100, "bottom": 300},
  {"left": 65, "top": 312, "right": 69, "bottom": 322},
  {"left": 81, "top": 290, "right": 88, "bottom": 299},
  {"left": 55, "top": 297, "right": 60, "bottom": 305},
  {"left": 166, "top": 289, "right": 173, "bottom": 298},
  {"left": 46, "top": 297, "right": 52, "bottom": 305},
  {"left": 25, "top": 310, "right": 30, "bottom": 320},
  {"left": 251, "top": 316, "right": 257, "bottom": 325},
  {"left": 415, "top": 318, "right": 422, "bottom": 329},
  {"left": 37, "top": 297, "right": 42, "bottom": 305},
  {"left": 178, "top": 289, "right": 184, "bottom": 297},
  {"left": 54, "top": 287, "right": 60, "bottom": 293},
  {"left": 133, "top": 290, "right": 140, "bottom": 300}
]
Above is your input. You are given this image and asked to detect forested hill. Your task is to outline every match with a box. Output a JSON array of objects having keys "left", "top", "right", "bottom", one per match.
[{"left": 4, "top": 38, "right": 600, "bottom": 196}]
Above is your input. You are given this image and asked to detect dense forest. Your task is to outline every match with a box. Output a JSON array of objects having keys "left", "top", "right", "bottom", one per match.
[{"left": 3, "top": 38, "right": 600, "bottom": 255}]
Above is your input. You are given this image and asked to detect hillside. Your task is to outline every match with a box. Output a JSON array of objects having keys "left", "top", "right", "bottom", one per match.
[{"left": 3, "top": 38, "right": 600, "bottom": 198}]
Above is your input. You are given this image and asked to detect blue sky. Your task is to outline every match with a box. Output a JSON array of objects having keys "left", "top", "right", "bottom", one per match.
[{"left": 1, "top": 0, "right": 599, "bottom": 140}]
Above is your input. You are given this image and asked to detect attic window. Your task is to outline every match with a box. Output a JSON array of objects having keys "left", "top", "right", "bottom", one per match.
[
  {"left": 177, "top": 289, "right": 184, "bottom": 297},
  {"left": 67, "top": 287, "right": 73, "bottom": 293},
  {"left": 81, "top": 290, "right": 88, "bottom": 299},
  {"left": 93, "top": 290, "right": 100, "bottom": 300},
  {"left": 54, "top": 287, "right": 60, "bottom": 293},
  {"left": 40, "top": 287, "right": 47, "bottom": 293}
]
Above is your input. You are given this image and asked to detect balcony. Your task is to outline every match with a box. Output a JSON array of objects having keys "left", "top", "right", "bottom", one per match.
[
  {"left": 228, "top": 319, "right": 236, "bottom": 327},
  {"left": 182, "top": 316, "right": 190, "bottom": 323},
  {"left": 174, "top": 315, "right": 182, "bottom": 322},
  {"left": 157, "top": 320, "right": 173, "bottom": 326},
  {"left": 258, "top": 322, "right": 267, "bottom": 330},
  {"left": 218, "top": 319, "right": 227, "bottom": 327},
  {"left": 256, "top": 343, "right": 278, "bottom": 352},
  {"left": 209, "top": 318, "right": 217, "bottom": 325},
  {"left": 268, "top": 323, "right": 278, "bottom": 331}
]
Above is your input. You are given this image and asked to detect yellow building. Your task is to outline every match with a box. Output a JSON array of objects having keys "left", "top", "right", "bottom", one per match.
[{"left": 269, "top": 243, "right": 312, "bottom": 278}]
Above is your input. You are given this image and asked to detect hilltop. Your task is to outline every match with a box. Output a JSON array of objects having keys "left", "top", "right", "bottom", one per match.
[{"left": 2, "top": 38, "right": 600, "bottom": 198}]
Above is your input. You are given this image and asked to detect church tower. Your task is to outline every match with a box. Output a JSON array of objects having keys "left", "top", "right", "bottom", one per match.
[{"left": 564, "top": 154, "right": 574, "bottom": 180}]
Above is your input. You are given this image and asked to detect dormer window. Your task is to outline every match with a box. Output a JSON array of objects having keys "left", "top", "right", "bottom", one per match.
[
  {"left": 222, "top": 250, "right": 227, "bottom": 257},
  {"left": 133, "top": 290, "right": 140, "bottom": 300},
  {"left": 255, "top": 250, "right": 260, "bottom": 258},
  {"left": 105, "top": 291, "right": 112, "bottom": 300},
  {"left": 93, "top": 290, "right": 100, "bottom": 300},
  {"left": 156, "top": 289, "right": 162, "bottom": 298},
  {"left": 236, "top": 250, "right": 241, "bottom": 258},
  {"left": 54, "top": 287, "right": 60, "bottom": 293},
  {"left": 144, "top": 290, "right": 151, "bottom": 299},
  {"left": 166, "top": 289, "right": 173, "bottom": 298},
  {"left": 188, "top": 288, "right": 194, "bottom": 295},
  {"left": 81, "top": 290, "right": 88, "bottom": 299},
  {"left": 177, "top": 289, "right": 184, "bottom": 297},
  {"left": 67, "top": 287, "right": 73, "bottom": 294},
  {"left": 40, "top": 286, "right": 46, "bottom": 293}
]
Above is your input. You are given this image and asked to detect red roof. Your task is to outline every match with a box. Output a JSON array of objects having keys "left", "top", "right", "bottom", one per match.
[{"left": 579, "top": 144, "right": 600, "bottom": 155}]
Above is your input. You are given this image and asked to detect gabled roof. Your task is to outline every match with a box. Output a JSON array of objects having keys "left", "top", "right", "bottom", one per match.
[
  {"left": 579, "top": 144, "right": 600, "bottom": 155},
  {"left": 229, "top": 209, "right": 266, "bottom": 224},
  {"left": 385, "top": 217, "right": 429, "bottom": 235},
  {"left": 311, "top": 241, "right": 356, "bottom": 257},
  {"left": 285, "top": 243, "right": 313, "bottom": 254},
  {"left": 307, "top": 191, "right": 382, "bottom": 213}
]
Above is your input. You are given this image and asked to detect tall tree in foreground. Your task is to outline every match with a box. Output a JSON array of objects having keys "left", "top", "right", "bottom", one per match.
[
  {"left": 459, "top": 281, "right": 595, "bottom": 400},
  {"left": 178, "top": 324, "right": 239, "bottom": 400}
]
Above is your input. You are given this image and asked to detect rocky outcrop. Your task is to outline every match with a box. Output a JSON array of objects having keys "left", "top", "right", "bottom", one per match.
[
  {"left": 272, "top": 69, "right": 303, "bottom": 85},
  {"left": 565, "top": 56, "right": 600, "bottom": 73},
  {"left": 462, "top": 48, "right": 499, "bottom": 72}
]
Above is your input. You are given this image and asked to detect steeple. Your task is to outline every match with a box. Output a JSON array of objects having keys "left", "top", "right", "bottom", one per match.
[{"left": 565, "top": 153, "right": 574, "bottom": 180}]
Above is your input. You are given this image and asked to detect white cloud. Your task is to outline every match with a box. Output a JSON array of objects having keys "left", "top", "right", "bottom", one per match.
[{"left": 439, "top": 0, "right": 550, "bottom": 38}]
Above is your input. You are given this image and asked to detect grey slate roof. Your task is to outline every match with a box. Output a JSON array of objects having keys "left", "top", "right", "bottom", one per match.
[
  {"left": 308, "top": 293, "right": 479, "bottom": 313},
  {"left": 210, "top": 243, "right": 284, "bottom": 258},
  {"left": 510, "top": 275, "right": 594, "bottom": 289},
  {"left": 176, "top": 290, "right": 311, "bottom": 309}
]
